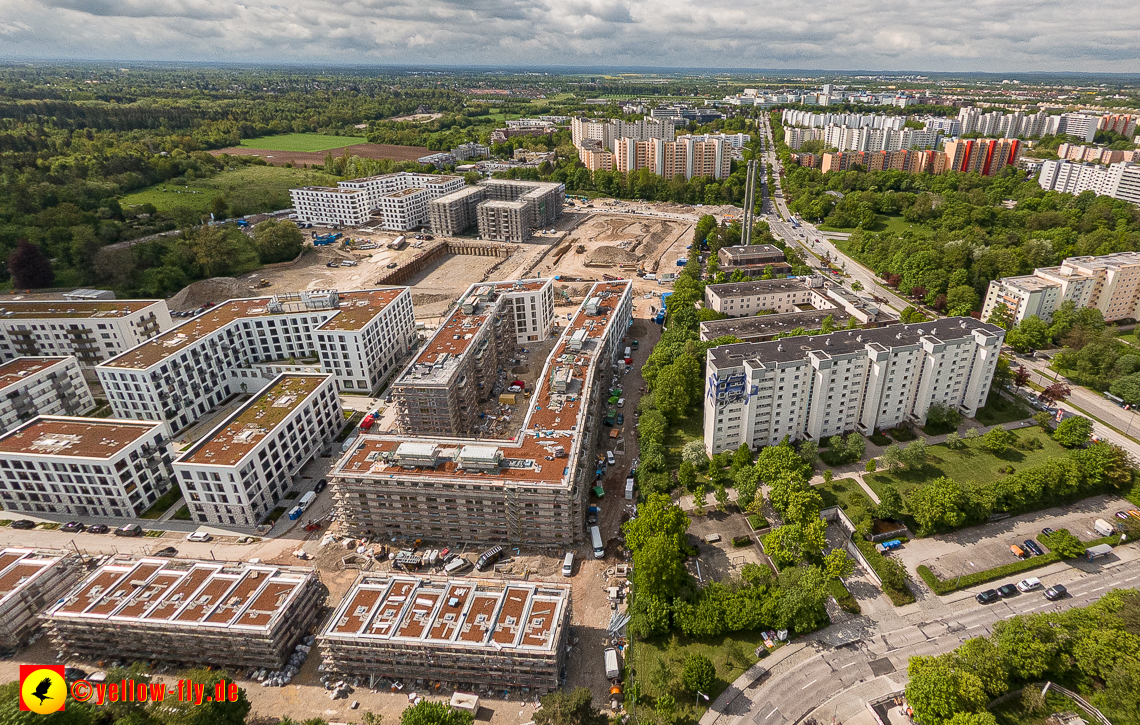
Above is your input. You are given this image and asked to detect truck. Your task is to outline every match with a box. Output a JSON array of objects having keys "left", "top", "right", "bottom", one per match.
[
  {"left": 1094, "top": 518, "right": 1116, "bottom": 537},
  {"left": 604, "top": 647, "right": 622, "bottom": 680},
  {"left": 676, "top": 258, "right": 687, "bottom": 267},
  {"left": 590, "top": 526, "right": 605, "bottom": 558},
  {"left": 388, "top": 235, "right": 407, "bottom": 250},
  {"left": 298, "top": 491, "right": 316, "bottom": 511},
  {"left": 313, "top": 234, "right": 337, "bottom": 246}
]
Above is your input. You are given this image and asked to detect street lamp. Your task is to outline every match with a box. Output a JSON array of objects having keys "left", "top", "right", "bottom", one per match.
[
  {"left": 696, "top": 691, "right": 710, "bottom": 707},
  {"left": 956, "top": 561, "right": 975, "bottom": 588}
]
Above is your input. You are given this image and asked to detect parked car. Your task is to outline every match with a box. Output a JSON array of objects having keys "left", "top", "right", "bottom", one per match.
[
  {"left": 616, "top": 413, "right": 624, "bottom": 425},
  {"left": 997, "top": 584, "right": 1019, "bottom": 598},
  {"left": 64, "top": 668, "right": 89, "bottom": 682},
  {"left": 61, "top": 521, "right": 85, "bottom": 533},
  {"left": 186, "top": 532, "right": 212, "bottom": 542},
  {"left": 1042, "top": 527, "right": 1056, "bottom": 536},
  {"left": 87, "top": 524, "right": 109, "bottom": 534},
  {"left": 1023, "top": 539, "right": 1045, "bottom": 557},
  {"left": 114, "top": 523, "right": 142, "bottom": 537},
  {"left": 606, "top": 451, "right": 616, "bottom": 466},
  {"left": 1044, "top": 584, "right": 1068, "bottom": 600},
  {"left": 1129, "top": 510, "right": 1140, "bottom": 521},
  {"left": 11, "top": 519, "right": 35, "bottom": 530},
  {"left": 314, "top": 478, "right": 328, "bottom": 493},
  {"left": 976, "top": 589, "right": 1001, "bottom": 604},
  {"left": 1016, "top": 577, "right": 1043, "bottom": 592},
  {"left": 326, "top": 261, "right": 339, "bottom": 268},
  {"left": 1116, "top": 511, "right": 1132, "bottom": 520},
  {"left": 154, "top": 547, "right": 178, "bottom": 557}
]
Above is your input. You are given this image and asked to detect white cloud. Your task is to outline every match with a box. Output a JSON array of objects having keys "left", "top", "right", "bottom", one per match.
[{"left": 1, "top": 0, "right": 1138, "bottom": 71}]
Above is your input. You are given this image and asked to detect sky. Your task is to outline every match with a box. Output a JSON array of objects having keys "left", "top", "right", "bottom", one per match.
[{"left": 1, "top": 0, "right": 1139, "bottom": 72}]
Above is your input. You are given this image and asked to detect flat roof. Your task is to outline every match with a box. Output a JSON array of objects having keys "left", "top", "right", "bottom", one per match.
[
  {"left": 321, "top": 574, "right": 568, "bottom": 653},
  {"left": 708, "top": 317, "right": 1003, "bottom": 368},
  {"left": 296, "top": 186, "right": 362, "bottom": 195},
  {"left": 45, "top": 557, "right": 315, "bottom": 632},
  {"left": 337, "top": 279, "right": 631, "bottom": 488},
  {"left": 700, "top": 310, "right": 852, "bottom": 341},
  {"left": 177, "top": 373, "right": 330, "bottom": 467},
  {"left": 706, "top": 279, "right": 811, "bottom": 298},
  {"left": 0, "top": 417, "right": 162, "bottom": 459},
  {"left": 102, "top": 288, "right": 407, "bottom": 370},
  {"left": 0, "top": 548, "right": 68, "bottom": 610},
  {"left": 0, "top": 299, "right": 159, "bottom": 320},
  {"left": 0, "top": 357, "right": 70, "bottom": 391},
  {"left": 719, "top": 244, "right": 784, "bottom": 258}
]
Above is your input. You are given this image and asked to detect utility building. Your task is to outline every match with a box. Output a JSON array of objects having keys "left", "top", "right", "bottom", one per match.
[
  {"left": 44, "top": 557, "right": 323, "bottom": 671},
  {"left": 0, "top": 548, "right": 84, "bottom": 650},
  {"left": 173, "top": 373, "right": 341, "bottom": 526},
  {"left": 319, "top": 574, "right": 570, "bottom": 690},
  {"left": 331, "top": 280, "right": 633, "bottom": 546},
  {"left": 0, "top": 357, "right": 95, "bottom": 435}
]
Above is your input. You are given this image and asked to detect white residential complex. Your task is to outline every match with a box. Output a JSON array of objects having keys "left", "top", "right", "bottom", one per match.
[
  {"left": 981, "top": 251, "right": 1140, "bottom": 325},
  {"left": 291, "top": 172, "right": 465, "bottom": 229},
  {"left": 1037, "top": 160, "right": 1140, "bottom": 207},
  {"left": 704, "top": 279, "right": 828, "bottom": 317},
  {"left": 781, "top": 110, "right": 906, "bottom": 131},
  {"left": 0, "top": 299, "right": 172, "bottom": 368},
  {"left": 173, "top": 373, "right": 341, "bottom": 526},
  {"left": 570, "top": 117, "right": 675, "bottom": 150},
  {"left": 0, "top": 357, "right": 94, "bottom": 434},
  {"left": 97, "top": 288, "right": 415, "bottom": 433},
  {"left": 784, "top": 125, "right": 941, "bottom": 152},
  {"left": 703, "top": 319, "right": 1004, "bottom": 455},
  {"left": 0, "top": 416, "right": 173, "bottom": 518},
  {"left": 678, "top": 132, "right": 751, "bottom": 149}
]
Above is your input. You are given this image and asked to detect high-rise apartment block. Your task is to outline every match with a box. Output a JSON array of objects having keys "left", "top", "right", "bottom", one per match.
[
  {"left": 703, "top": 319, "right": 1004, "bottom": 455},
  {"left": 0, "top": 299, "right": 172, "bottom": 368},
  {"left": 0, "top": 357, "right": 94, "bottom": 434},
  {"left": 44, "top": 558, "right": 323, "bottom": 671},
  {"left": 319, "top": 575, "right": 570, "bottom": 691},
  {"left": 97, "top": 288, "right": 414, "bottom": 433},
  {"left": 428, "top": 180, "right": 564, "bottom": 242},
  {"left": 821, "top": 149, "right": 943, "bottom": 174},
  {"left": 1037, "top": 160, "right": 1140, "bottom": 208},
  {"left": 613, "top": 137, "right": 732, "bottom": 180},
  {"left": 392, "top": 280, "right": 554, "bottom": 437},
  {"left": 570, "top": 117, "right": 675, "bottom": 150},
  {"left": 981, "top": 251, "right": 1140, "bottom": 324},
  {"left": 173, "top": 373, "right": 342, "bottom": 526},
  {"left": 942, "top": 139, "right": 1023, "bottom": 176},
  {"left": 291, "top": 173, "right": 465, "bottom": 229},
  {"left": 330, "top": 280, "right": 633, "bottom": 547},
  {"left": 0, "top": 416, "right": 173, "bottom": 518}
]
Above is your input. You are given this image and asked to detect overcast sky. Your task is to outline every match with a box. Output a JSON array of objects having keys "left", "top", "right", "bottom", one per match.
[{"left": 2, "top": 0, "right": 1139, "bottom": 73}]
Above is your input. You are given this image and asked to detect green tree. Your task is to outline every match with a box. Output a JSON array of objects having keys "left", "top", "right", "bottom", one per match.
[
  {"left": 980, "top": 427, "right": 1015, "bottom": 454},
  {"left": 993, "top": 616, "right": 1063, "bottom": 680},
  {"left": 762, "top": 521, "right": 826, "bottom": 566},
  {"left": 1110, "top": 372, "right": 1140, "bottom": 406},
  {"left": 634, "top": 534, "right": 689, "bottom": 599},
  {"left": 623, "top": 493, "right": 690, "bottom": 552},
  {"left": 755, "top": 439, "right": 812, "bottom": 488},
  {"left": 946, "top": 285, "right": 979, "bottom": 316},
  {"left": 533, "top": 688, "right": 608, "bottom": 725},
  {"left": 865, "top": 458, "right": 878, "bottom": 473},
  {"left": 731, "top": 443, "right": 754, "bottom": 472},
  {"left": 1042, "top": 529, "right": 1086, "bottom": 558},
  {"left": 1096, "top": 659, "right": 1140, "bottom": 725},
  {"left": 823, "top": 549, "right": 855, "bottom": 579},
  {"left": 8, "top": 240, "right": 55, "bottom": 289},
  {"left": 678, "top": 460, "right": 697, "bottom": 491},
  {"left": 952, "top": 637, "right": 1009, "bottom": 698},
  {"left": 1053, "top": 415, "right": 1093, "bottom": 448},
  {"left": 715, "top": 483, "right": 729, "bottom": 511},
  {"left": 877, "top": 485, "right": 903, "bottom": 520},
  {"left": 682, "top": 654, "right": 717, "bottom": 695},
  {"left": 209, "top": 195, "right": 229, "bottom": 219},
  {"left": 783, "top": 487, "right": 824, "bottom": 526},
  {"left": 770, "top": 565, "right": 831, "bottom": 634},
  {"left": 1032, "top": 411, "right": 1053, "bottom": 429},
  {"left": 798, "top": 440, "right": 819, "bottom": 466},
  {"left": 901, "top": 438, "right": 928, "bottom": 469},
  {"left": 401, "top": 700, "right": 474, "bottom": 725},
  {"left": 734, "top": 465, "right": 760, "bottom": 509},
  {"left": 905, "top": 654, "right": 989, "bottom": 725},
  {"left": 693, "top": 485, "right": 708, "bottom": 511},
  {"left": 654, "top": 363, "right": 692, "bottom": 421},
  {"left": 682, "top": 439, "right": 708, "bottom": 468},
  {"left": 906, "top": 476, "right": 967, "bottom": 535},
  {"left": 0, "top": 680, "right": 100, "bottom": 724},
  {"left": 844, "top": 432, "right": 866, "bottom": 461},
  {"left": 161, "top": 668, "right": 251, "bottom": 725},
  {"left": 253, "top": 219, "right": 304, "bottom": 263},
  {"left": 945, "top": 431, "right": 962, "bottom": 449},
  {"left": 881, "top": 443, "right": 903, "bottom": 472}
]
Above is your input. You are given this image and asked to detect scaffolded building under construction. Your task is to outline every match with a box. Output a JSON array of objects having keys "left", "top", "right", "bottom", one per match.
[
  {"left": 0, "top": 548, "right": 85, "bottom": 650},
  {"left": 319, "top": 574, "right": 570, "bottom": 690},
  {"left": 43, "top": 557, "right": 324, "bottom": 670}
]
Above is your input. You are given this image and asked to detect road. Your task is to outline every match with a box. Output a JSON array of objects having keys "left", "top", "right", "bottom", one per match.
[
  {"left": 705, "top": 553, "right": 1140, "bottom": 725},
  {"left": 754, "top": 114, "right": 910, "bottom": 313}
]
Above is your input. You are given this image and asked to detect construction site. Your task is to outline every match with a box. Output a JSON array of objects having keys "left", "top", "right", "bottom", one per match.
[
  {"left": 318, "top": 574, "right": 570, "bottom": 691},
  {"left": 43, "top": 557, "right": 325, "bottom": 671},
  {"left": 536, "top": 213, "right": 692, "bottom": 282},
  {"left": 0, "top": 548, "right": 85, "bottom": 651}
]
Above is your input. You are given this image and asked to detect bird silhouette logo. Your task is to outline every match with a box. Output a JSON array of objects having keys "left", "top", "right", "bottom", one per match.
[{"left": 19, "top": 665, "right": 66, "bottom": 714}]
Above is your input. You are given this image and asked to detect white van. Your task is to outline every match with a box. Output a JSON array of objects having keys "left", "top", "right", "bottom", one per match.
[
  {"left": 562, "top": 552, "right": 575, "bottom": 577},
  {"left": 444, "top": 557, "right": 471, "bottom": 575},
  {"left": 298, "top": 491, "right": 316, "bottom": 510},
  {"left": 604, "top": 647, "right": 621, "bottom": 680},
  {"left": 1094, "top": 518, "right": 1116, "bottom": 537},
  {"left": 606, "top": 451, "right": 615, "bottom": 466},
  {"left": 1016, "top": 577, "right": 1042, "bottom": 592},
  {"left": 590, "top": 526, "right": 605, "bottom": 559}
]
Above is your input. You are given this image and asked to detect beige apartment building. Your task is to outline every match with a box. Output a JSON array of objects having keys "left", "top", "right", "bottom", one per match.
[
  {"left": 613, "top": 137, "right": 732, "bottom": 180},
  {"left": 704, "top": 279, "right": 827, "bottom": 316},
  {"left": 981, "top": 252, "right": 1140, "bottom": 324}
]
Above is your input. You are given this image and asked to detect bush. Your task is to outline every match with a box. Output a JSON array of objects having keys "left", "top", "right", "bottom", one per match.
[
  {"left": 747, "top": 514, "right": 770, "bottom": 530},
  {"left": 869, "top": 432, "right": 892, "bottom": 446},
  {"left": 827, "top": 578, "right": 861, "bottom": 615},
  {"left": 889, "top": 426, "right": 917, "bottom": 442},
  {"left": 682, "top": 654, "right": 717, "bottom": 694},
  {"left": 854, "top": 539, "right": 915, "bottom": 605},
  {"left": 732, "top": 535, "right": 753, "bottom": 547},
  {"left": 917, "top": 555, "right": 1060, "bottom": 595}
]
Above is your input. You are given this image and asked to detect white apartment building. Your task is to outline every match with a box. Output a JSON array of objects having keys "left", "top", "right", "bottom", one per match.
[
  {"left": 781, "top": 110, "right": 906, "bottom": 131},
  {"left": 0, "top": 357, "right": 94, "bottom": 434},
  {"left": 704, "top": 280, "right": 830, "bottom": 316},
  {"left": 821, "top": 125, "right": 942, "bottom": 153},
  {"left": 570, "top": 117, "right": 675, "bottom": 151},
  {"left": 173, "top": 373, "right": 341, "bottom": 526},
  {"left": 508, "top": 279, "right": 556, "bottom": 343},
  {"left": 0, "top": 299, "right": 172, "bottom": 368},
  {"left": 703, "top": 319, "right": 1004, "bottom": 455},
  {"left": 677, "top": 133, "right": 751, "bottom": 149},
  {"left": 981, "top": 252, "right": 1140, "bottom": 324},
  {"left": 980, "top": 275, "right": 1069, "bottom": 326},
  {"left": 291, "top": 173, "right": 465, "bottom": 230},
  {"left": 1038, "top": 160, "right": 1140, "bottom": 206},
  {"left": 97, "top": 288, "right": 415, "bottom": 434},
  {"left": 0, "top": 416, "right": 173, "bottom": 518}
]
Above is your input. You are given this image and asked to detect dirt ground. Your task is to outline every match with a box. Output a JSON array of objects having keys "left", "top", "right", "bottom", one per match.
[
  {"left": 210, "top": 143, "right": 431, "bottom": 166},
  {"left": 537, "top": 213, "right": 692, "bottom": 280}
]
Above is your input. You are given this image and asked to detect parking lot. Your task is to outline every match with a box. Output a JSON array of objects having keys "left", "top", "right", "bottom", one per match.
[{"left": 896, "top": 493, "right": 1133, "bottom": 580}]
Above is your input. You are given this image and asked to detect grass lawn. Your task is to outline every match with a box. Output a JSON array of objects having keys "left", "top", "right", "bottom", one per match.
[
  {"left": 974, "top": 394, "right": 1032, "bottom": 426},
  {"left": 816, "top": 478, "right": 875, "bottom": 512},
  {"left": 866, "top": 428, "right": 1064, "bottom": 501},
  {"left": 139, "top": 487, "right": 183, "bottom": 519},
  {"left": 1116, "top": 329, "right": 1140, "bottom": 346},
  {"left": 992, "top": 690, "right": 1092, "bottom": 725},
  {"left": 818, "top": 214, "right": 924, "bottom": 236},
  {"left": 171, "top": 506, "right": 192, "bottom": 521},
  {"left": 631, "top": 631, "right": 767, "bottom": 711},
  {"left": 664, "top": 411, "right": 704, "bottom": 471},
  {"left": 238, "top": 133, "right": 366, "bottom": 152},
  {"left": 121, "top": 166, "right": 339, "bottom": 217}
]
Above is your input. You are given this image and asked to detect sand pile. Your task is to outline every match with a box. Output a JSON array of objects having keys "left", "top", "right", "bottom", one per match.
[
  {"left": 586, "top": 246, "right": 641, "bottom": 265},
  {"left": 168, "top": 277, "right": 256, "bottom": 311}
]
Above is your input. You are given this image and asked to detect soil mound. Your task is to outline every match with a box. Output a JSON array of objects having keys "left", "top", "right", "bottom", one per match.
[{"left": 169, "top": 277, "right": 256, "bottom": 311}]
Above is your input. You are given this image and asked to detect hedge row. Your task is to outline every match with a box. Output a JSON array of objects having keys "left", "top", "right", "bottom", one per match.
[
  {"left": 854, "top": 539, "right": 916, "bottom": 606},
  {"left": 917, "top": 533, "right": 1125, "bottom": 595}
]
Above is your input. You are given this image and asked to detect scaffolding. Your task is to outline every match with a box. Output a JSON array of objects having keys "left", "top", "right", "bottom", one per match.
[
  {"left": 43, "top": 557, "right": 324, "bottom": 670},
  {"left": 0, "top": 548, "right": 85, "bottom": 650},
  {"left": 319, "top": 574, "right": 570, "bottom": 691}
]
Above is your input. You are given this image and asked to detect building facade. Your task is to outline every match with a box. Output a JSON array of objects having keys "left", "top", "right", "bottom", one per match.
[
  {"left": 703, "top": 319, "right": 1004, "bottom": 455},
  {"left": 612, "top": 137, "right": 732, "bottom": 180},
  {"left": 320, "top": 574, "right": 570, "bottom": 690},
  {"left": 0, "top": 549, "right": 84, "bottom": 649},
  {"left": 44, "top": 558, "right": 323, "bottom": 671},
  {"left": 291, "top": 173, "right": 465, "bottom": 230},
  {"left": 97, "top": 288, "right": 414, "bottom": 433},
  {"left": 429, "top": 180, "right": 564, "bottom": 242},
  {"left": 981, "top": 251, "right": 1140, "bottom": 324},
  {"left": 1038, "top": 160, "right": 1140, "bottom": 207},
  {"left": 715, "top": 245, "right": 789, "bottom": 276},
  {"left": 0, "top": 299, "right": 172, "bottom": 368},
  {"left": 0, "top": 357, "right": 95, "bottom": 435},
  {"left": 704, "top": 279, "right": 823, "bottom": 316},
  {"left": 943, "top": 139, "right": 1023, "bottom": 176},
  {"left": 0, "top": 417, "right": 173, "bottom": 518},
  {"left": 331, "top": 281, "right": 633, "bottom": 547},
  {"left": 173, "top": 373, "right": 342, "bottom": 526}
]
